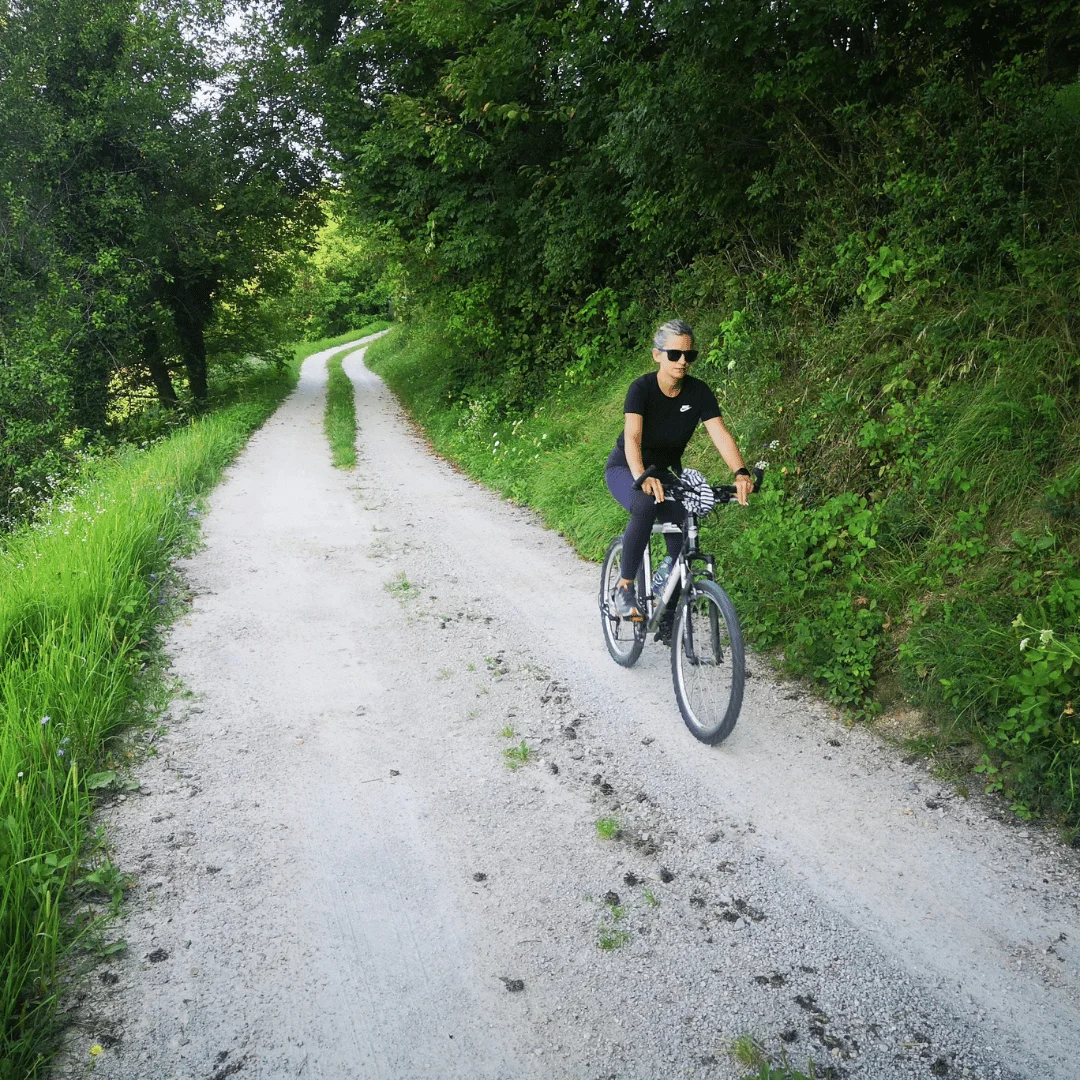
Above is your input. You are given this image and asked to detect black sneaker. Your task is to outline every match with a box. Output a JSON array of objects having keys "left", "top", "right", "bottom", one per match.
[
  {"left": 654, "top": 609, "right": 675, "bottom": 645},
  {"left": 612, "top": 583, "right": 642, "bottom": 620}
]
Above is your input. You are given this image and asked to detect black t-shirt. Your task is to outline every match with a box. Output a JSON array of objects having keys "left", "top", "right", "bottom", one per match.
[{"left": 609, "top": 372, "right": 722, "bottom": 471}]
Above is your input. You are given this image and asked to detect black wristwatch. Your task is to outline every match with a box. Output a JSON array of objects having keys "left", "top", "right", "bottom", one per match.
[{"left": 734, "top": 467, "right": 751, "bottom": 479}]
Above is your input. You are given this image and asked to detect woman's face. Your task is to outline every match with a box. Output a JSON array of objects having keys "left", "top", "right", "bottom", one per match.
[{"left": 652, "top": 333, "right": 694, "bottom": 380}]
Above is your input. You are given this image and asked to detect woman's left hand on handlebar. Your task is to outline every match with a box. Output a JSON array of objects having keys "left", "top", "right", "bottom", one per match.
[{"left": 734, "top": 473, "right": 753, "bottom": 506}]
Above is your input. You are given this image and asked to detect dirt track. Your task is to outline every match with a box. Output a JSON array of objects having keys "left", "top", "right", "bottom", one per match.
[{"left": 57, "top": 338, "right": 1080, "bottom": 1080}]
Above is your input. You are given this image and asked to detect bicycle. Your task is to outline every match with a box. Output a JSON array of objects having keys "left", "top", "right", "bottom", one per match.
[{"left": 598, "top": 465, "right": 763, "bottom": 744}]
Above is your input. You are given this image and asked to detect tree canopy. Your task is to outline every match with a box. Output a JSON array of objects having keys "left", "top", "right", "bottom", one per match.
[
  {"left": 0, "top": 0, "right": 323, "bottom": 521},
  {"left": 283, "top": 0, "right": 1080, "bottom": 396}
]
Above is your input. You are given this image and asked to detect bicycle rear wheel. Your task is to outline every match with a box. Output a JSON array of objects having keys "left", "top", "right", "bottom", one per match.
[
  {"left": 599, "top": 536, "right": 645, "bottom": 667},
  {"left": 670, "top": 578, "right": 744, "bottom": 743}
]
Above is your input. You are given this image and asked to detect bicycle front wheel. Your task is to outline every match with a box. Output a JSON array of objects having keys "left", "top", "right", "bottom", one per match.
[
  {"left": 671, "top": 578, "right": 745, "bottom": 743},
  {"left": 599, "top": 536, "right": 645, "bottom": 667}
]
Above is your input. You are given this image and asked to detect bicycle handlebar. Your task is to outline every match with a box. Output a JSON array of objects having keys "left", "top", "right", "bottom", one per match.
[
  {"left": 713, "top": 466, "right": 765, "bottom": 502},
  {"left": 630, "top": 465, "right": 658, "bottom": 491},
  {"left": 632, "top": 465, "right": 765, "bottom": 502}
]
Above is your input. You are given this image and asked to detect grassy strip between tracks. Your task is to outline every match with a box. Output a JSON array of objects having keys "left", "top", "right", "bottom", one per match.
[
  {"left": 312, "top": 323, "right": 389, "bottom": 468},
  {"left": 326, "top": 349, "right": 359, "bottom": 467},
  {"left": 0, "top": 331, "right": 379, "bottom": 1076},
  {"left": 320, "top": 327, "right": 387, "bottom": 467}
]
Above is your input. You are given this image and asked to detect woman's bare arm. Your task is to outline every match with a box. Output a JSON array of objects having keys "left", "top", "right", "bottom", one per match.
[
  {"left": 624, "top": 413, "right": 664, "bottom": 501},
  {"left": 703, "top": 416, "right": 751, "bottom": 506}
]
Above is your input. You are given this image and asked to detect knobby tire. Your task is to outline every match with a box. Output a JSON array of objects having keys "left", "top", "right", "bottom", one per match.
[{"left": 670, "top": 578, "right": 744, "bottom": 743}]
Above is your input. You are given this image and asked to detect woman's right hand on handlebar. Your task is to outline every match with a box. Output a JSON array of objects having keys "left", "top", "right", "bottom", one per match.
[{"left": 641, "top": 476, "right": 665, "bottom": 502}]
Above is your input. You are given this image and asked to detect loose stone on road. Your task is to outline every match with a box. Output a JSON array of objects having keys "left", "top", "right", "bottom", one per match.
[{"left": 59, "top": 339, "right": 1080, "bottom": 1080}]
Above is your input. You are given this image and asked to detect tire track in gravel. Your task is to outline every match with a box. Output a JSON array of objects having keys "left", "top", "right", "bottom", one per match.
[{"left": 54, "top": 340, "right": 1079, "bottom": 1080}]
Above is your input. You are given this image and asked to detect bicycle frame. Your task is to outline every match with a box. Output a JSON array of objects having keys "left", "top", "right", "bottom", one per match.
[
  {"left": 600, "top": 465, "right": 760, "bottom": 634},
  {"left": 639, "top": 513, "right": 716, "bottom": 636}
]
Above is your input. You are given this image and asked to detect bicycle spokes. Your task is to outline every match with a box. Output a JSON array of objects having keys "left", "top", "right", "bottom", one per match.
[{"left": 671, "top": 581, "right": 744, "bottom": 744}]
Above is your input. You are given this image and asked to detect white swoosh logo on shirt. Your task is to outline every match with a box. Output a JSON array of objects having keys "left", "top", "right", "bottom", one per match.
[{"left": 680, "top": 404, "right": 692, "bottom": 412}]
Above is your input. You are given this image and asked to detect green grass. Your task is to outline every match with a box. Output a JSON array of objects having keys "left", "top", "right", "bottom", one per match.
[
  {"left": 597, "top": 926, "right": 632, "bottom": 951},
  {"left": 384, "top": 572, "right": 417, "bottom": 598},
  {"left": 741, "top": 1063, "right": 816, "bottom": 1080},
  {"left": 729, "top": 1035, "right": 769, "bottom": 1070},
  {"left": 325, "top": 352, "right": 360, "bottom": 468},
  {"left": 0, "top": 339, "right": 327, "bottom": 1076},
  {"left": 299, "top": 322, "right": 389, "bottom": 469},
  {"left": 597, "top": 900, "right": 630, "bottom": 950},
  {"left": 503, "top": 740, "right": 532, "bottom": 770},
  {"left": 595, "top": 816, "right": 620, "bottom": 839}
]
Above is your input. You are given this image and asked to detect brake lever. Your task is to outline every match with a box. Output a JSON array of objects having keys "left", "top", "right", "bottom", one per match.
[{"left": 713, "top": 466, "right": 766, "bottom": 504}]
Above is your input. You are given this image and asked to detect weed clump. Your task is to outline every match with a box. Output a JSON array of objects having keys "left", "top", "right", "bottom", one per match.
[
  {"left": 503, "top": 740, "right": 532, "bottom": 770},
  {"left": 594, "top": 816, "right": 620, "bottom": 840}
]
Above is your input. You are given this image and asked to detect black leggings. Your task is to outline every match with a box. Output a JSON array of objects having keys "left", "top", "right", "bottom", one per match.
[{"left": 605, "top": 464, "right": 684, "bottom": 581}]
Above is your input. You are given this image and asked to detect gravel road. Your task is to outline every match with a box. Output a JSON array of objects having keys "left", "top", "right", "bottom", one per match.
[{"left": 56, "top": 338, "right": 1080, "bottom": 1080}]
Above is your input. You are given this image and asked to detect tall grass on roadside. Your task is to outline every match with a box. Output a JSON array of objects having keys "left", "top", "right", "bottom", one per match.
[
  {"left": 325, "top": 350, "right": 359, "bottom": 468},
  {"left": 0, "top": 378, "right": 294, "bottom": 1076}
]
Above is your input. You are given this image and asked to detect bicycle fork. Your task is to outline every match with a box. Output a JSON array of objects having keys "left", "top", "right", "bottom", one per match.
[{"left": 648, "top": 551, "right": 717, "bottom": 657}]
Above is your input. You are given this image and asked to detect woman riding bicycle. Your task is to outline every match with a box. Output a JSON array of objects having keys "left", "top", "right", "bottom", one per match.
[{"left": 605, "top": 319, "right": 753, "bottom": 619}]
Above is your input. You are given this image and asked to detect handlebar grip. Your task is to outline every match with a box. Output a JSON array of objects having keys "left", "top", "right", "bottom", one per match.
[
  {"left": 713, "top": 466, "right": 766, "bottom": 503},
  {"left": 632, "top": 465, "right": 658, "bottom": 491}
]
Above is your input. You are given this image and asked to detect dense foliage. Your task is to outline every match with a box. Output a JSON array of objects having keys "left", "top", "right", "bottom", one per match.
[
  {"left": 279, "top": 207, "right": 400, "bottom": 338},
  {"left": 298, "top": 0, "right": 1080, "bottom": 826},
  {"left": 0, "top": 0, "right": 322, "bottom": 525}
]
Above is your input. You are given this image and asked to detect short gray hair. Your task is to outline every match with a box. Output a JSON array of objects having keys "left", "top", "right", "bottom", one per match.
[{"left": 653, "top": 319, "right": 694, "bottom": 350}]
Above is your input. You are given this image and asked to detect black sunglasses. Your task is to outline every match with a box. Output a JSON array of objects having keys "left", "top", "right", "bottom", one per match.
[{"left": 659, "top": 348, "right": 698, "bottom": 364}]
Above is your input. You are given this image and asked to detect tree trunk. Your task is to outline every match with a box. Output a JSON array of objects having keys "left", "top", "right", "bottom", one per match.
[
  {"left": 171, "top": 279, "right": 213, "bottom": 404},
  {"left": 142, "top": 324, "right": 178, "bottom": 407}
]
